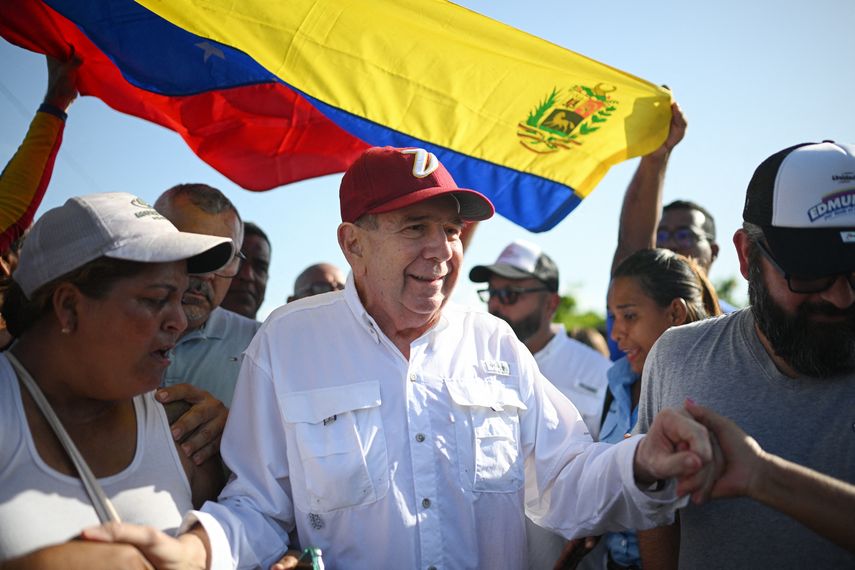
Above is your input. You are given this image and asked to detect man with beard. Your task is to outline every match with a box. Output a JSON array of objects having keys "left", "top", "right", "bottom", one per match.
[
  {"left": 222, "top": 222, "right": 272, "bottom": 320},
  {"left": 154, "top": 185, "right": 261, "bottom": 434},
  {"left": 634, "top": 141, "right": 855, "bottom": 569},
  {"left": 470, "top": 240, "right": 610, "bottom": 438},
  {"left": 471, "top": 240, "right": 611, "bottom": 570}
]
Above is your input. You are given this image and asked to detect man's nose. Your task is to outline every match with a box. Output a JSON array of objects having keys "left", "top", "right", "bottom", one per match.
[
  {"left": 424, "top": 226, "right": 453, "bottom": 261},
  {"left": 820, "top": 274, "right": 855, "bottom": 309},
  {"left": 487, "top": 294, "right": 502, "bottom": 313}
]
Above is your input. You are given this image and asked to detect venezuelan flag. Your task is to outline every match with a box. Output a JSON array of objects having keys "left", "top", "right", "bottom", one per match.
[
  {"left": 2, "top": 0, "right": 671, "bottom": 232},
  {"left": 0, "top": 0, "right": 369, "bottom": 193}
]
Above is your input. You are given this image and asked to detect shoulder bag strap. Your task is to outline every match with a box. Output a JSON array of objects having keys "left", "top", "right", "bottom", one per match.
[{"left": 6, "top": 352, "right": 121, "bottom": 524}]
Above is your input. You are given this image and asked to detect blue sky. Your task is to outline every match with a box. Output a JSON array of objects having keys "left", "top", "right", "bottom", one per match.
[{"left": 2, "top": 0, "right": 854, "bottom": 320}]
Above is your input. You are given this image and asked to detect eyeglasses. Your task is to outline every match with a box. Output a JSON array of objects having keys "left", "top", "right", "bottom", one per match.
[
  {"left": 295, "top": 281, "right": 346, "bottom": 298},
  {"left": 477, "top": 286, "right": 549, "bottom": 305},
  {"left": 214, "top": 251, "right": 247, "bottom": 278},
  {"left": 756, "top": 240, "right": 855, "bottom": 294},
  {"left": 656, "top": 227, "right": 712, "bottom": 249}
]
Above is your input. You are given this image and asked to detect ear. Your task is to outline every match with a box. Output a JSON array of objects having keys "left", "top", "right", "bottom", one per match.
[
  {"left": 545, "top": 292, "right": 561, "bottom": 319},
  {"left": 338, "top": 223, "right": 363, "bottom": 262},
  {"left": 668, "top": 297, "right": 689, "bottom": 326},
  {"left": 710, "top": 240, "right": 720, "bottom": 263},
  {"left": 52, "top": 282, "right": 82, "bottom": 334},
  {"left": 733, "top": 229, "right": 751, "bottom": 280}
]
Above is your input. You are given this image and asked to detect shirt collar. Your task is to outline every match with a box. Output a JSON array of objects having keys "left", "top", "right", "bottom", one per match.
[
  {"left": 343, "top": 271, "right": 448, "bottom": 349},
  {"left": 536, "top": 322, "right": 567, "bottom": 357},
  {"left": 179, "top": 307, "right": 228, "bottom": 343},
  {"left": 343, "top": 272, "right": 382, "bottom": 344}
]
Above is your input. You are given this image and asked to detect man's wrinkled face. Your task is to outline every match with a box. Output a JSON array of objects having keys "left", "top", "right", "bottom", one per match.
[
  {"left": 749, "top": 244, "right": 855, "bottom": 378},
  {"left": 164, "top": 196, "right": 243, "bottom": 331},
  {"left": 352, "top": 195, "right": 463, "bottom": 335},
  {"left": 657, "top": 208, "right": 717, "bottom": 274}
]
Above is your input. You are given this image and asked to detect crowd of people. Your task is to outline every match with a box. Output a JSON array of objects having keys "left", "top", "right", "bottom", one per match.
[{"left": 0, "top": 56, "right": 853, "bottom": 570}]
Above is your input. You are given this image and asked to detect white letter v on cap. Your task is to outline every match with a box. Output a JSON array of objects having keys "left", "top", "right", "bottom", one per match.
[{"left": 402, "top": 148, "right": 439, "bottom": 178}]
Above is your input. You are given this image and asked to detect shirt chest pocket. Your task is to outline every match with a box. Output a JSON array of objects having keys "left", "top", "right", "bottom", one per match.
[
  {"left": 446, "top": 378, "right": 527, "bottom": 493},
  {"left": 281, "top": 381, "right": 389, "bottom": 514}
]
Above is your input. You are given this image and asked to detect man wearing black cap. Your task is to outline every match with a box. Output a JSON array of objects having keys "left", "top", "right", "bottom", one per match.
[
  {"left": 95, "top": 147, "right": 721, "bottom": 570},
  {"left": 635, "top": 142, "right": 855, "bottom": 569}
]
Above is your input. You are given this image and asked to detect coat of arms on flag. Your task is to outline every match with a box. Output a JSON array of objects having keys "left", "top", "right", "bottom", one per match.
[{"left": 518, "top": 84, "right": 619, "bottom": 154}]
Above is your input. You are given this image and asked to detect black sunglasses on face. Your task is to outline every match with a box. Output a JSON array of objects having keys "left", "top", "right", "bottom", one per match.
[
  {"left": 756, "top": 240, "right": 855, "bottom": 294},
  {"left": 477, "top": 286, "right": 549, "bottom": 305}
]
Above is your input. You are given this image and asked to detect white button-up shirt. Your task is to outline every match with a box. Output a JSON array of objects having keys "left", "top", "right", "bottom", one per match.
[{"left": 185, "top": 276, "right": 681, "bottom": 569}]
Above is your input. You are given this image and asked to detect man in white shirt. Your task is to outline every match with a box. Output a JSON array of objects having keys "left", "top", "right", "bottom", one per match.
[
  {"left": 89, "top": 146, "right": 718, "bottom": 570},
  {"left": 470, "top": 241, "right": 611, "bottom": 569},
  {"left": 470, "top": 240, "right": 610, "bottom": 439}
]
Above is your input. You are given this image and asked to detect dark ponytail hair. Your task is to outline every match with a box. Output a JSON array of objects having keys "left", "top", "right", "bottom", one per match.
[{"left": 613, "top": 248, "right": 722, "bottom": 323}]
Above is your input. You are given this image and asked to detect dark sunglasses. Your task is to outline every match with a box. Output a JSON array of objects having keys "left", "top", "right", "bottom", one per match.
[
  {"left": 756, "top": 240, "right": 855, "bottom": 294},
  {"left": 477, "top": 286, "right": 549, "bottom": 305},
  {"left": 656, "top": 226, "right": 711, "bottom": 249}
]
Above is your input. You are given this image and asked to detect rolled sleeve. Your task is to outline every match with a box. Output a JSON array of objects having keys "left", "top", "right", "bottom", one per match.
[
  {"left": 179, "top": 509, "right": 235, "bottom": 570},
  {"left": 616, "top": 435, "right": 688, "bottom": 527}
]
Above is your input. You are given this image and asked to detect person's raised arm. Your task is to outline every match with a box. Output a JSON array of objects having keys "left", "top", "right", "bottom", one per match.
[
  {"left": 686, "top": 400, "right": 855, "bottom": 552},
  {"left": 610, "top": 102, "right": 687, "bottom": 276},
  {"left": 0, "top": 55, "right": 79, "bottom": 252}
]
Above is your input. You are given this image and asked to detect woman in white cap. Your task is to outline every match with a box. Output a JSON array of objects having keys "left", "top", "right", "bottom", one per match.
[{"left": 0, "top": 192, "right": 234, "bottom": 567}]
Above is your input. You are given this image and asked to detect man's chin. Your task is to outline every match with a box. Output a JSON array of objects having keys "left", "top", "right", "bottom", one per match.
[{"left": 182, "top": 304, "right": 212, "bottom": 329}]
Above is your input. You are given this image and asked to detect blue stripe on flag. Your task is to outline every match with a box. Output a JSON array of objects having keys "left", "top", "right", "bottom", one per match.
[{"left": 303, "top": 94, "right": 582, "bottom": 232}]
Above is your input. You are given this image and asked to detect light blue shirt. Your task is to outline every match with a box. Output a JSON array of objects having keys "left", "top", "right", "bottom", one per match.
[
  {"left": 162, "top": 307, "right": 261, "bottom": 407},
  {"left": 600, "top": 356, "right": 641, "bottom": 567}
]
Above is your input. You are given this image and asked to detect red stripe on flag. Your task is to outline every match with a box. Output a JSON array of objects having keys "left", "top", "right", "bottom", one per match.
[{"left": 0, "top": 0, "right": 369, "bottom": 191}]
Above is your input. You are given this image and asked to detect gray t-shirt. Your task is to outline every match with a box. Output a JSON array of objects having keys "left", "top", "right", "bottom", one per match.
[{"left": 636, "top": 309, "right": 855, "bottom": 569}]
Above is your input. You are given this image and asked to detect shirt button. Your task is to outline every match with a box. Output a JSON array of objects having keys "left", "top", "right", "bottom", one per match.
[
  {"left": 409, "top": 373, "right": 417, "bottom": 381},
  {"left": 422, "top": 498, "right": 431, "bottom": 509},
  {"left": 415, "top": 433, "right": 426, "bottom": 443}
]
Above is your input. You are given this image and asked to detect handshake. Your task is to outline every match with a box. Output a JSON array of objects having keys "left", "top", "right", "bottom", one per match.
[{"left": 632, "top": 399, "right": 853, "bottom": 552}]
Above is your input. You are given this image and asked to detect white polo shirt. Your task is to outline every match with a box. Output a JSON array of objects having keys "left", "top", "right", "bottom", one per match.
[
  {"left": 534, "top": 324, "right": 610, "bottom": 440},
  {"left": 185, "top": 275, "right": 682, "bottom": 570}
]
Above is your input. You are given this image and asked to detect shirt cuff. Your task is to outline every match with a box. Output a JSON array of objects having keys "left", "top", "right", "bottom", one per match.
[
  {"left": 180, "top": 509, "right": 234, "bottom": 570},
  {"left": 37, "top": 103, "right": 67, "bottom": 121},
  {"left": 617, "top": 435, "right": 688, "bottom": 525}
]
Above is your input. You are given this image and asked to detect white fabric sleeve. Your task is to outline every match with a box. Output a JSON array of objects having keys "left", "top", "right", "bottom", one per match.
[
  {"left": 520, "top": 347, "right": 685, "bottom": 539},
  {"left": 178, "top": 510, "right": 235, "bottom": 570},
  {"left": 186, "top": 350, "right": 296, "bottom": 569}
]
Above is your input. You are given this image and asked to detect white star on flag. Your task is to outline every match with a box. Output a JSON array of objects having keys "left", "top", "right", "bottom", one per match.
[{"left": 195, "top": 41, "right": 225, "bottom": 63}]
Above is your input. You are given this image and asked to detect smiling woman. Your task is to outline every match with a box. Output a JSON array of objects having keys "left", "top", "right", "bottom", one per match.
[
  {"left": 600, "top": 247, "right": 721, "bottom": 568},
  {"left": 0, "top": 192, "right": 233, "bottom": 567}
]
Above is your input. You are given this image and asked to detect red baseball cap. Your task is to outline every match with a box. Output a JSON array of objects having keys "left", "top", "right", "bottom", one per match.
[{"left": 340, "top": 146, "right": 495, "bottom": 223}]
